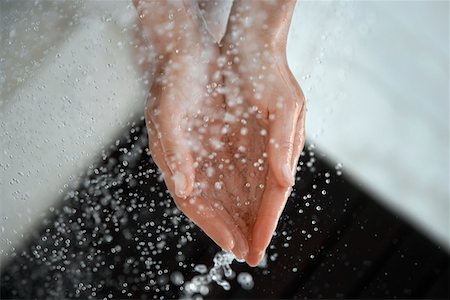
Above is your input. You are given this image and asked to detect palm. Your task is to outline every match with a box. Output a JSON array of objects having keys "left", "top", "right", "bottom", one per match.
[
  {"left": 185, "top": 42, "right": 304, "bottom": 260},
  {"left": 221, "top": 101, "right": 269, "bottom": 255},
  {"left": 172, "top": 48, "right": 270, "bottom": 259}
]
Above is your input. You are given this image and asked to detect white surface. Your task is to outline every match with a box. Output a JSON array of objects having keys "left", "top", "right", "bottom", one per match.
[
  {"left": 0, "top": 1, "right": 147, "bottom": 262},
  {"left": 288, "top": 1, "right": 449, "bottom": 248},
  {"left": 0, "top": 0, "right": 448, "bottom": 266}
]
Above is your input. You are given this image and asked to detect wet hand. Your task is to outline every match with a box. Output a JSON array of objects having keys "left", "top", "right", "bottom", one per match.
[
  {"left": 134, "top": 0, "right": 305, "bottom": 266},
  {"left": 220, "top": 0, "right": 306, "bottom": 266}
]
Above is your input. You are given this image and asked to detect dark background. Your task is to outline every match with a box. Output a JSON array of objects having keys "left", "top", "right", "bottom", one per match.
[{"left": 1, "top": 120, "right": 448, "bottom": 299}]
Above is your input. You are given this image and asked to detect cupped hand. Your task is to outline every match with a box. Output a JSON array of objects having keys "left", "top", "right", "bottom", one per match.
[
  {"left": 134, "top": 0, "right": 306, "bottom": 266},
  {"left": 220, "top": 0, "right": 306, "bottom": 266},
  {"left": 135, "top": 0, "right": 256, "bottom": 260}
]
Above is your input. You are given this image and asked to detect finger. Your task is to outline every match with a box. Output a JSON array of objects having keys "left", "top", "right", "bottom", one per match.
[
  {"left": 246, "top": 102, "right": 305, "bottom": 266},
  {"left": 147, "top": 102, "right": 195, "bottom": 199},
  {"left": 146, "top": 118, "right": 167, "bottom": 175},
  {"left": 147, "top": 121, "right": 235, "bottom": 251},
  {"left": 179, "top": 196, "right": 236, "bottom": 252},
  {"left": 267, "top": 98, "right": 300, "bottom": 187},
  {"left": 213, "top": 201, "right": 249, "bottom": 260},
  {"left": 247, "top": 176, "right": 291, "bottom": 266},
  {"left": 246, "top": 101, "right": 305, "bottom": 266}
]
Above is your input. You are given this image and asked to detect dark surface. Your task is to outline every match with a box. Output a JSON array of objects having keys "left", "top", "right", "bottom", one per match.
[{"left": 1, "top": 120, "right": 449, "bottom": 299}]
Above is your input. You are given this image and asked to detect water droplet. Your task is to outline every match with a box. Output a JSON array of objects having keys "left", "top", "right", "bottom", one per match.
[
  {"left": 237, "top": 272, "right": 254, "bottom": 290},
  {"left": 214, "top": 181, "right": 222, "bottom": 190},
  {"left": 194, "top": 264, "right": 208, "bottom": 274},
  {"left": 260, "top": 129, "right": 267, "bottom": 136}
]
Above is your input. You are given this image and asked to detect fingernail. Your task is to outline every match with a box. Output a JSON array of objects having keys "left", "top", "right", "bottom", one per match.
[
  {"left": 213, "top": 223, "right": 235, "bottom": 252},
  {"left": 248, "top": 250, "right": 265, "bottom": 267},
  {"left": 233, "top": 245, "right": 249, "bottom": 261},
  {"left": 223, "top": 238, "right": 235, "bottom": 252},
  {"left": 173, "top": 172, "right": 187, "bottom": 197},
  {"left": 282, "top": 164, "right": 294, "bottom": 186}
]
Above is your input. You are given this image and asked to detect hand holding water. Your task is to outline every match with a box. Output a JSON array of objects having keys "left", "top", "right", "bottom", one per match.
[
  {"left": 134, "top": 0, "right": 305, "bottom": 266},
  {"left": 222, "top": 0, "right": 305, "bottom": 265}
]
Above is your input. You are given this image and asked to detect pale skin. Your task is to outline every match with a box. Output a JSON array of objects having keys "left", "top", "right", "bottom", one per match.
[{"left": 133, "top": 0, "right": 305, "bottom": 266}]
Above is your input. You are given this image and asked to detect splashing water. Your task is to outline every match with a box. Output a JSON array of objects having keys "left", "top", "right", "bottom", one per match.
[
  {"left": 0, "top": 0, "right": 343, "bottom": 298},
  {"left": 0, "top": 119, "right": 329, "bottom": 299},
  {"left": 182, "top": 251, "right": 237, "bottom": 298}
]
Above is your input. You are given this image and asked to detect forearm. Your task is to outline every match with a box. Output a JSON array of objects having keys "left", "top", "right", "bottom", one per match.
[
  {"left": 226, "top": 0, "right": 296, "bottom": 51},
  {"left": 133, "top": 0, "right": 213, "bottom": 77}
]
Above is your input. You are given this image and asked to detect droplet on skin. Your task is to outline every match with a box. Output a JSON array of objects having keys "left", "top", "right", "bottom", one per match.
[
  {"left": 259, "top": 128, "right": 267, "bottom": 136},
  {"left": 172, "top": 172, "right": 187, "bottom": 197},
  {"left": 276, "top": 100, "right": 284, "bottom": 109},
  {"left": 206, "top": 167, "right": 214, "bottom": 178},
  {"left": 214, "top": 181, "right": 222, "bottom": 190},
  {"left": 210, "top": 138, "right": 223, "bottom": 150}
]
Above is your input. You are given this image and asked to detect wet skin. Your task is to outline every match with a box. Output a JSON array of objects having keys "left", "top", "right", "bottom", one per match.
[{"left": 134, "top": 0, "right": 305, "bottom": 266}]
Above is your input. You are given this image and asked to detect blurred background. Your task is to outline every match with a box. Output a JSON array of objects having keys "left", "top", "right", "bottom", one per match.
[{"left": 0, "top": 0, "right": 448, "bottom": 299}]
